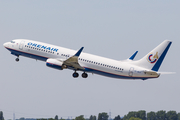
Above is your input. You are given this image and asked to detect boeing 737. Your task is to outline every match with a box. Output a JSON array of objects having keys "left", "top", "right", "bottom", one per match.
[{"left": 3, "top": 39, "right": 172, "bottom": 80}]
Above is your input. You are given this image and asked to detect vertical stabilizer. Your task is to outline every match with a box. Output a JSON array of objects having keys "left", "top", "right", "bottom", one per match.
[{"left": 133, "top": 40, "right": 172, "bottom": 71}]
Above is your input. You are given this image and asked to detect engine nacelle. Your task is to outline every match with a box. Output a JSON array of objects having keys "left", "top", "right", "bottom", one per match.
[{"left": 46, "top": 58, "right": 63, "bottom": 70}]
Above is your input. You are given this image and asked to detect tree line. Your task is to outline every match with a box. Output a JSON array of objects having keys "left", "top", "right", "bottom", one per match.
[
  {"left": 1, "top": 110, "right": 180, "bottom": 120},
  {"left": 120, "top": 110, "right": 180, "bottom": 120},
  {"left": 36, "top": 111, "right": 180, "bottom": 120},
  {"left": 40, "top": 111, "right": 180, "bottom": 120}
]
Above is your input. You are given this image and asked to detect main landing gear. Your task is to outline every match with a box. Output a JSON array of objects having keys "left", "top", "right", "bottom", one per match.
[
  {"left": 72, "top": 71, "right": 88, "bottom": 78},
  {"left": 72, "top": 72, "right": 79, "bottom": 78},
  {"left": 82, "top": 72, "right": 88, "bottom": 78}
]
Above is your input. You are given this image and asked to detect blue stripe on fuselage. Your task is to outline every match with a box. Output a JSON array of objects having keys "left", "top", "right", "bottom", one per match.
[
  {"left": 84, "top": 67, "right": 155, "bottom": 80},
  {"left": 6, "top": 47, "right": 48, "bottom": 61}
]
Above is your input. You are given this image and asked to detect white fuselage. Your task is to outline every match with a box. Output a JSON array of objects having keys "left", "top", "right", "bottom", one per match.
[{"left": 3, "top": 39, "right": 159, "bottom": 80}]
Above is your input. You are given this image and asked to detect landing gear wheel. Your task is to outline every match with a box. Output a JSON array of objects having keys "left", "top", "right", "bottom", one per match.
[
  {"left": 82, "top": 72, "right": 88, "bottom": 78},
  {"left": 73, "top": 72, "right": 79, "bottom": 78},
  {"left": 16, "top": 58, "right": 19, "bottom": 62}
]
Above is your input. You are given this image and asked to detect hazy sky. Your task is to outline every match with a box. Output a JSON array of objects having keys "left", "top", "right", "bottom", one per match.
[{"left": 0, "top": 1, "right": 180, "bottom": 119}]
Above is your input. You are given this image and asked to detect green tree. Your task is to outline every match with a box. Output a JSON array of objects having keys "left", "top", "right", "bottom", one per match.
[
  {"left": 89, "top": 115, "right": 96, "bottom": 120},
  {"left": 178, "top": 113, "right": 180, "bottom": 120},
  {"left": 147, "top": 111, "right": 156, "bottom": 120},
  {"left": 19, "top": 118, "right": 25, "bottom": 120},
  {"left": 166, "top": 111, "right": 177, "bottom": 120},
  {"left": 137, "top": 110, "right": 146, "bottom": 120},
  {"left": 55, "top": 115, "right": 58, "bottom": 120},
  {"left": 75, "top": 115, "right": 85, "bottom": 120},
  {"left": 126, "top": 111, "right": 137, "bottom": 119},
  {"left": 98, "top": 112, "right": 109, "bottom": 120},
  {"left": 129, "top": 117, "right": 142, "bottom": 120},
  {"left": 0, "top": 112, "right": 4, "bottom": 120},
  {"left": 122, "top": 115, "right": 127, "bottom": 120},
  {"left": 48, "top": 118, "right": 54, "bottom": 120},
  {"left": 156, "top": 110, "right": 166, "bottom": 120},
  {"left": 114, "top": 115, "right": 121, "bottom": 120},
  {"left": 37, "top": 119, "right": 48, "bottom": 120}
]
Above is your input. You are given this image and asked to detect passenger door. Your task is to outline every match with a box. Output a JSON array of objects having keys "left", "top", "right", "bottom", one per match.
[{"left": 19, "top": 41, "right": 25, "bottom": 50}]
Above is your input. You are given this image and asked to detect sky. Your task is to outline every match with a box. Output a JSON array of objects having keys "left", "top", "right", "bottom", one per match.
[{"left": 0, "top": 0, "right": 180, "bottom": 119}]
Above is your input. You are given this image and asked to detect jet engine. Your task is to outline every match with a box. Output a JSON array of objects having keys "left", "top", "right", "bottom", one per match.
[{"left": 46, "top": 58, "right": 64, "bottom": 70}]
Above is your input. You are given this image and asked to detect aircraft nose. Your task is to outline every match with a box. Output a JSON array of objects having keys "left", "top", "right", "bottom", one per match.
[{"left": 3, "top": 42, "right": 8, "bottom": 47}]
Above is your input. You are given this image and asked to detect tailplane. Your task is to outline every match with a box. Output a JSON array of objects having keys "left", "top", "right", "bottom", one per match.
[{"left": 133, "top": 40, "right": 172, "bottom": 71}]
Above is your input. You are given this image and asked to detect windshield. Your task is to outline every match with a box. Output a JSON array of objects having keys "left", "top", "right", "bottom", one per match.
[{"left": 11, "top": 40, "right": 15, "bottom": 43}]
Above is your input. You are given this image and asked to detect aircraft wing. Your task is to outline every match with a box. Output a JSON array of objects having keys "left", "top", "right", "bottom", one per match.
[{"left": 62, "top": 47, "right": 85, "bottom": 70}]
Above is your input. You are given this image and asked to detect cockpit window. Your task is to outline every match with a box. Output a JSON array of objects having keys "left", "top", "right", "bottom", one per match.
[{"left": 11, "top": 41, "right": 15, "bottom": 43}]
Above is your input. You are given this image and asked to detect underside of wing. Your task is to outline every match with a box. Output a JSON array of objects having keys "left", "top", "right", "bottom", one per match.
[
  {"left": 46, "top": 47, "right": 85, "bottom": 71},
  {"left": 63, "top": 56, "right": 85, "bottom": 70},
  {"left": 62, "top": 47, "right": 85, "bottom": 70}
]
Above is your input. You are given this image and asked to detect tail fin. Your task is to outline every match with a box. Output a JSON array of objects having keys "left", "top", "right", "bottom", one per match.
[{"left": 133, "top": 40, "right": 172, "bottom": 71}]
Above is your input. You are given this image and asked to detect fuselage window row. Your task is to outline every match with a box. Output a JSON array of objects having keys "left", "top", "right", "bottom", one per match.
[
  {"left": 28, "top": 48, "right": 124, "bottom": 71},
  {"left": 77, "top": 57, "right": 123, "bottom": 71},
  {"left": 25, "top": 45, "right": 55, "bottom": 54}
]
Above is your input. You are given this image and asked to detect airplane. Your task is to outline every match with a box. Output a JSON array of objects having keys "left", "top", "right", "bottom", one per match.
[{"left": 3, "top": 39, "right": 172, "bottom": 80}]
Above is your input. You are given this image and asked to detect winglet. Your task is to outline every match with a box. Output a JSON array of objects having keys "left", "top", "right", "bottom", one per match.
[
  {"left": 129, "top": 51, "right": 138, "bottom": 60},
  {"left": 74, "top": 47, "right": 84, "bottom": 57}
]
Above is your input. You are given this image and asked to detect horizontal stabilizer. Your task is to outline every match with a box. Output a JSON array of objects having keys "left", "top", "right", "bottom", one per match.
[{"left": 157, "top": 72, "right": 176, "bottom": 74}]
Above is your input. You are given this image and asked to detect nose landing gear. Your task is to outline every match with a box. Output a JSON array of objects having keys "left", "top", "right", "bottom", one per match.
[
  {"left": 15, "top": 55, "right": 19, "bottom": 62},
  {"left": 16, "top": 58, "right": 19, "bottom": 62}
]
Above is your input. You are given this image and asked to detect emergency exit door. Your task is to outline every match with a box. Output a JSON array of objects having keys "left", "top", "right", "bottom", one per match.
[{"left": 129, "top": 67, "right": 134, "bottom": 76}]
